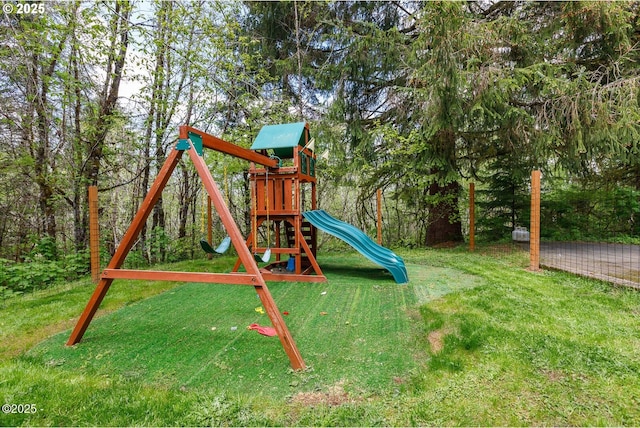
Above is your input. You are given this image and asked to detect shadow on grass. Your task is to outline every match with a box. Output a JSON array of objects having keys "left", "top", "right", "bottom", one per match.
[{"left": 320, "top": 262, "right": 394, "bottom": 282}]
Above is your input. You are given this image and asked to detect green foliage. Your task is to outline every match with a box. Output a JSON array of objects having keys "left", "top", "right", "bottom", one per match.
[
  {"left": 148, "top": 226, "right": 169, "bottom": 263},
  {"left": 2, "top": 251, "right": 640, "bottom": 425},
  {"left": 0, "top": 251, "right": 89, "bottom": 296},
  {"left": 122, "top": 249, "right": 148, "bottom": 269},
  {"left": 31, "top": 236, "right": 59, "bottom": 261},
  {"left": 476, "top": 155, "right": 532, "bottom": 242},
  {"left": 541, "top": 184, "right": 640, "bottom": 242},
  {"left": 0, "top": 258, "right": 64, "bottom": 294}
]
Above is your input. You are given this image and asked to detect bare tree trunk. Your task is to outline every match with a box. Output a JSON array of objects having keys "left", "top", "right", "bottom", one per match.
[
  {"left": 148, "top": 1, "right": 171, "bottom": 262},
  {"left": 177, "top": 162, "right": 190, "bottom": 240},
  {"left": 27, "top": 21, "right": 70, "bottom": 248},
  {"left": 85, "top": 0, "right": 132, "bottom": 186},
  {"left": 69, "top": 3, "right": 87, "bottom": 251},
  {"left": 423, "top": 127, "right": 464, "bottom": 247},
  {"left": 146, "top": 0, "right": 191, "bottom": 262},
  {"left": 426, "top": 180, "right": 463, "bottom": 247}
]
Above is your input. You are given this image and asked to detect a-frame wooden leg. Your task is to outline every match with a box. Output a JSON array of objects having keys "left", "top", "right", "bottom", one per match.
[
  {"left": 232, "top": 234, "right": 253, "bottom": 273},
  {"left": 254, "top": 284, "right": 305, "bottom": 370},
  {"left": 67, "top": 148, "right": 184, "bottom": 346},
  {"left": 187, "top": 145, "right": 305, "bottom": 370},
  {"left": 232, "top": 217, "right": 264, "bottom": 272}
]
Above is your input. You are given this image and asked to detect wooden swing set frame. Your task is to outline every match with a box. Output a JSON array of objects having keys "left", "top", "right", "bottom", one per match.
[{"left": 66, "top": 125, "right": 326, "bottom": 371}]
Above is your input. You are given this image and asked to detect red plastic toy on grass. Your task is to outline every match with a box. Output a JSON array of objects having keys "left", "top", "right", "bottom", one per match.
[{"left": 247, "top": 323, "right": 277, "bottom": 337}]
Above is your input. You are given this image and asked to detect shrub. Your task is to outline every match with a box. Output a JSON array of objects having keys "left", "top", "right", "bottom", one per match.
[{"left": 0, "top": 250, "right": 90, "bottom": 296}]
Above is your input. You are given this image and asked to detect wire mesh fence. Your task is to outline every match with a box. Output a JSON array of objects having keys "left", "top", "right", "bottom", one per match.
[
  {"left": 540, "top": 242, "right": 639, "bottom": 288},
  {"left": 467, "top": 180, "right": 531, "bottom": 258},
  {"left": 538, "top": 180, "right": 640, "bottom": 287},
  {"left": 468, "top": 175, "right": 640, "bottom": 288}
]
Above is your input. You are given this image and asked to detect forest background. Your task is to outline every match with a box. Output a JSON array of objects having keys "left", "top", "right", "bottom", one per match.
[{"left": 1, "top": 1, "right": 639, "bottom": 293}]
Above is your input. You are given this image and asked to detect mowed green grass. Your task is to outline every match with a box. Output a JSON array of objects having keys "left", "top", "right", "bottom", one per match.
[
  {"left": 27, "top": 254, "right": 433, "bottom": 397},
  {"left": 2, "top": 249, "right": 640, "bottom": 426}
]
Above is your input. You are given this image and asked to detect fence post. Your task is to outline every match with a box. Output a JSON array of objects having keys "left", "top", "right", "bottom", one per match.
[
  {"left": 469, "top": 182, "right": 475, "bottom": 252},
  {"left": 376, "top": 188, "right": 382, "bottom": 245},
  {"left": 529, "top": 170, "right": 541, "bottom": 271},
  {"left": 88, "top": 186, "right": 100, "bottom": 283}
]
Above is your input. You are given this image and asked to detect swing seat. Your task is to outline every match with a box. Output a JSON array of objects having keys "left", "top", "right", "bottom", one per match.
[
  {"left": 201, "top": 236, "right": 231, "bottom": 255},
  {"left": 200, "top": 239, "right": 216, "bottom": 254},
  {"left": 214, "top": 236, "right": 231, "bottom": 254},
  {"left": 254, "top": 248, "right": 271, "bottom": 263}
]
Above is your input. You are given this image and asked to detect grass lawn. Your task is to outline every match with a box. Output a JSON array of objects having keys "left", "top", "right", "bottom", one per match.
[{"left": 1, "top": 248, "right": 639, "bottom": 426}]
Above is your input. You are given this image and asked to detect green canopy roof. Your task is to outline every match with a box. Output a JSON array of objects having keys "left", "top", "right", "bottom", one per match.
[{"left": 251, "top": 122, "right": 308, "bottom": 158}]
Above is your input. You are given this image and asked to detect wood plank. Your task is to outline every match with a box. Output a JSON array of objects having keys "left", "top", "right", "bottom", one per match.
[
  {"left": 274, "top": 178, "right": 284, "bottom": 211},
  {"left": 187, "top": 144, "right": 306, "bottom": 371},
  {"left": 102, "top": 269, "right": 258, "bottom": 285},
  {"left": 298, "top": 229, "right": 324, "bottom": 277},
  {"left": 68, "top": 147, "right": 184, "bottom": 346},
  {"left": 207, "top": 195, "right": 213, "bottom": 260},
  {"left": 256, "top": 209, "right": 299, "bottom": 216},
  {"left": 267, "top": 177, "right": 275, "bottom": 213},
  {"left": 251, "top": 247, "right": 300, "bottom": 255},
  {"left": 256, "top": 178, "right": 266, "bottom": 211},
  {"left": 283, "top": 179, "right": 293, "bottom": 211},
  {"left": 179, "top": 125, "right": 278, "bottom": 168},
  {"left": 261, "top": 272, "right": 327, "bottom": 283}
]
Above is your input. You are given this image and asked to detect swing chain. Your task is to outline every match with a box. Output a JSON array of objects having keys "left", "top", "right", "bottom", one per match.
[
  {"left": 201, "top": 185, "right": 207, "bottom": 237},
  {"left": 265, "top": 167, "right": 269, "bottom": 249}
]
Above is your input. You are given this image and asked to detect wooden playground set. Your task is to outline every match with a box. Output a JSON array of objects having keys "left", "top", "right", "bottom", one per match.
[{"left": 68, "top": 122, "right": 407, "bottom": 370}]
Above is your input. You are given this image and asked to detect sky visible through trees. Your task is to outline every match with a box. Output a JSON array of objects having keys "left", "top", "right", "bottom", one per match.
[{"left": 0, "top": 1, "right": 638, "bottom": 270}]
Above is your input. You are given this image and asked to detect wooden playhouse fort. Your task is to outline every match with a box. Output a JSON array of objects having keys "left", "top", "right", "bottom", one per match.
[{"left": 66, "top": 122, "right": 407, "bottom": 370}]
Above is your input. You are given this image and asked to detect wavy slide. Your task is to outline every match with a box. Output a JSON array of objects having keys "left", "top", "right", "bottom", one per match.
[{"left": 303, "top": 210, "right": 409, "bottom": 284}]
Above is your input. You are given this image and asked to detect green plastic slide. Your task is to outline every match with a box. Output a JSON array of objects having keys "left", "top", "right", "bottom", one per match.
[{"left": 303, "top": 210, "right": 408, "bottom": 284}]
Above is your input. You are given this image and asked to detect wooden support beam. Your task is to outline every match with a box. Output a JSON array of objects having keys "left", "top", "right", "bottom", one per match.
[
  {"left": 180, "top": 125, "right": 278, "bottom": 168},
  {"left": 251, "top": 247, "right": 300, "bottom": 255},
  {"left": 297, "top": 229, "right": 324, "bottom": 278},
  {"left": 232, "top": 234, "right": 254, "bottom": 273},
  {"left": 261, "top": 272, "right": 327, "bottom": 283},
  {"left": 207, "top": 195, "right": 213, "bottom": 260},
  {"left": 102, "top": 269, "right": 258, "bottom": 285},
  {"left": 186, "top": 143, "right": 305, "bottom": 370},
  {"left": 67, "top": 148, "right": 184, "bottom": 346}
]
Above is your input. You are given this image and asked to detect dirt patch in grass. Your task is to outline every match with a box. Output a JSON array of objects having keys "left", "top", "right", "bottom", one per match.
[
  {"left": 541, "top": 369, "right": 565, "bottom": 382},
  {"left": 290, "top": 381, "right": 357, "bottom": 407},
  {"left": 541, "top": 369, "right": 589, "bottom": 384},
  {"left": 427, "top": 327, "right": 456, "bottom": 354},
  {"left": 428, "top": 329, "right": 446, "bottom": 354}
]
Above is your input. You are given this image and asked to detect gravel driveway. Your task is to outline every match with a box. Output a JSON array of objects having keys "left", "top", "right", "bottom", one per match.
[{"left": 540, "top": 242, "right": 640, "bottom": 288}]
